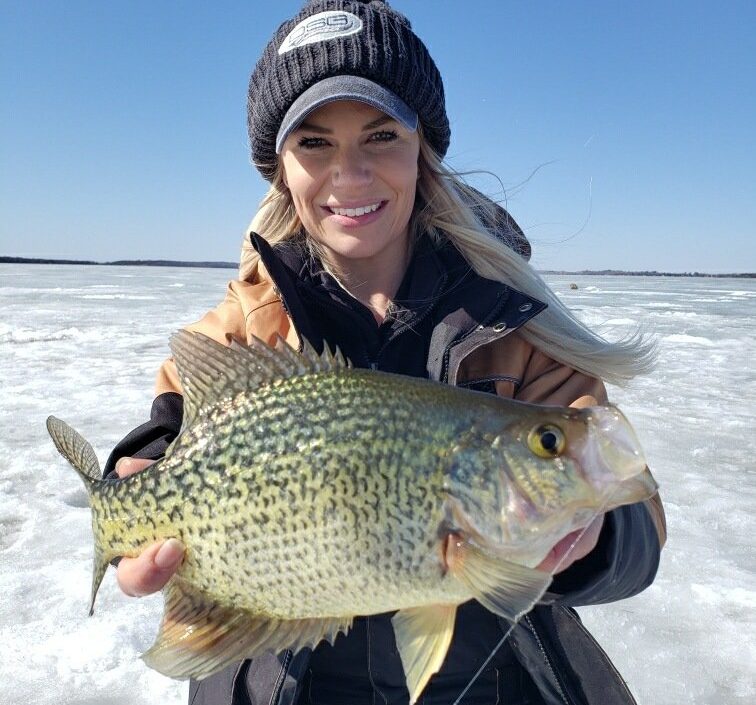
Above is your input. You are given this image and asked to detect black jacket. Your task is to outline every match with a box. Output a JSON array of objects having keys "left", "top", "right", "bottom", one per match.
[{"left": 105, "top": 232, "right": 661, "bottom": 705}]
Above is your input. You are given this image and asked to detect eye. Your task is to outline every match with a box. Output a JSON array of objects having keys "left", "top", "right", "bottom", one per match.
[
  {"left": 527, "top": 424, "right": 566, "bottom": 458},
  {"left": 297, "top": 136, "right": 329, "bottom": 150},
  {"left": 368, "top": 129, "right": 398, "bottom": 143}
]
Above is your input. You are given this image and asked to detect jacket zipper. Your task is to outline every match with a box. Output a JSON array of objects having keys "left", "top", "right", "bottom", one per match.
[
  {"left": 524, "top": 615, "right": 572, "bottom": 705},
  {"left": 292, "top": 271, "right": 450, "bottom": 372},
  {"left": 370, "top": 270, "right": 449, "bottom": 367},
  {"left": 269, "top": 650, "right": 293, "bottom": 705}
]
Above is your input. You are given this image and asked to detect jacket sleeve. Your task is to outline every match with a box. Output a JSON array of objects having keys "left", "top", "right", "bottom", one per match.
[
  {"left": 103, "top": 281, "right": 252, "bottom": 477},
  {"left": 102, "top": 393, "right": 184, "bottom": 477},
  {"left": 154, "top": 280, "right": 254, "bottom": 397},
  {"left": 512, "top": 345, "right": 666, "bottom": 606}
]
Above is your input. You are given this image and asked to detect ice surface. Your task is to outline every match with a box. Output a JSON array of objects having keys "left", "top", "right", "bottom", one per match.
[{"left": 1, "top": 266, "right": 754, "bottom": 704}]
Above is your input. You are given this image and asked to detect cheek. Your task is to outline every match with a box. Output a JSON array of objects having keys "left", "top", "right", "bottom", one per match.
[
  {"left": 382, "top": 149, "right": 419, "bottom": 205},
  {"left": 282, "top": 154, "right": 320, "bottom": 203},
  {"left": 285, "top": 173, "right": 322, "bottom": 224},
  {"left": 389, "top": 166, "right": 419, "bottom": 222}
]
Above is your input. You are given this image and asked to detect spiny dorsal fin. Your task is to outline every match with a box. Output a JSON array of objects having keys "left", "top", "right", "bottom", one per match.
[
  {"left": 46, "top": 416, "right": 101, "bottom": 486},
  {"left": 143, "top": 577, "right": 352, "bottom": 679},
  {"left": 168, "top": 331, "right": 349, "bottom": 428}
]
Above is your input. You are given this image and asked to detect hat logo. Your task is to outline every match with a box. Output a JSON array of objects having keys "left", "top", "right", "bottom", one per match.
[{"left": 278, "top": 11, "right": 363, "bottom": 55}]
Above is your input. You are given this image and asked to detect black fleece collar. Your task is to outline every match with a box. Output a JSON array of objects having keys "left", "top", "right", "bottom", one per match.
[{"left": 248, "top": 231, "right": 547, "bottom": 381}]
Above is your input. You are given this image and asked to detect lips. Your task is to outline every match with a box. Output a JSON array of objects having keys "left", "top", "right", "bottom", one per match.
[
  {"left": 323, "top": 200, "right": 388, "bottom": 218},
  {"left": 321, "top": 200, "right": 388, "bottom": 226},
  {"left": 327, "top": 201, "right": 383, "bottom": 217}
]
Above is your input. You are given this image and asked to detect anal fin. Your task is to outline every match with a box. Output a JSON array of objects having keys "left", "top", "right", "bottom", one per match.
[
  {"left": 392, "top": 604, "right": 457, "bottom": 705},
  {"left": 446, "top": 536, "right": 552, "bottom": 623},
  {"left": 143, "top": 577, "right": 352, "bottom": 680}
]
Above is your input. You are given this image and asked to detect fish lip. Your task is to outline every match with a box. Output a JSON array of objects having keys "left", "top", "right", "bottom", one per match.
[
  {"left": 574, "top": 404, "right": 656, "bottom": 504},
  {"left": 592, "top": 404, "right": 646, "bottom": 478}
]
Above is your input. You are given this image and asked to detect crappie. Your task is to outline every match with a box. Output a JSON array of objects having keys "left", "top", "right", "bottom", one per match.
[{"left": 47, "top": 331, "right": 657, "bottom": 703}]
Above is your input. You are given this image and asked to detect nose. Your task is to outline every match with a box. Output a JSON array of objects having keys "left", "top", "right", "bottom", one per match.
[{"left": 331, "top": 146, "right": 372, "bottom": 189}]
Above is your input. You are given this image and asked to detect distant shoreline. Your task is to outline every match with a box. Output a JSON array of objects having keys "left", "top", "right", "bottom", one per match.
[
  {"left": 0, "top": 256, "right": 237, "bottom": 269},
  {"left": 1, "top": 256, "right": 754, "bottom": 278}
]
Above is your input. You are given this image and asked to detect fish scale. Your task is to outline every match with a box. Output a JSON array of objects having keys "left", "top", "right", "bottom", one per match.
[{"left": 46, "top": 331, "right": 657, "bottom": 703}]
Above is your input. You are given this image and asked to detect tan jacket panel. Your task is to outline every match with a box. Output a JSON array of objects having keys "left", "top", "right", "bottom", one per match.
[
  {"left": 457, "top": 334, "right": 608, "bottom": 406},
  {"left": 155, "top": 263, "right": 300, "bottom": 396},
  {"left": 154, "top": 273, "right": 666, "bottom": 547}
]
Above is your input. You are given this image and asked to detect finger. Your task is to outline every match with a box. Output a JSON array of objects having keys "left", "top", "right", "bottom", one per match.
[
  {"left": 116, "top": 539, "right": 185, "bottom": 597},
  {"left": 569, "top": 395, "right": 598, "bottom": 409},
  {"left": 115, "top": 457, "right": 156, "bottom": 478}
]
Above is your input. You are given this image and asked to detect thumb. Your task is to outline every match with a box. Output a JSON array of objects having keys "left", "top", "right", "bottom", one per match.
[{"left": 116, "top": 539, "right": 185, "bottom": 597}]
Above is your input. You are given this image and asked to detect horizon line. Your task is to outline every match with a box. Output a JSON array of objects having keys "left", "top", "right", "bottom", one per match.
[{"left": 0, "top": 256, "right": 754, "bottom": 278}]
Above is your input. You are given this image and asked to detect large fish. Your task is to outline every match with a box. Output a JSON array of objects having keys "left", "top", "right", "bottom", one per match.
[{"left": 47, "top": 332, "right": 657, "bottom": 703}]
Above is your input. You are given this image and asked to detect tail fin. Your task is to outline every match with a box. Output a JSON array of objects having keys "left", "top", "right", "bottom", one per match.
[
  {"left": 46, "top": 415, "right": 108, "bottom": 615},
  {"left": 47, "top": 416, "right": 101, "bottom": 486}
]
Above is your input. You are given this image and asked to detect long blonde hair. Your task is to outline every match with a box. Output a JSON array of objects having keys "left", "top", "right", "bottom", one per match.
[{"left": 240, "top": 134, "right": 656, "bottom": 385}]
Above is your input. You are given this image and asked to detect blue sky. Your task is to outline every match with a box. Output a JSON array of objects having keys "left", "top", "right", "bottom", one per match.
[{"left": 1, "top": 0, "right": 754, "bottom": 272}]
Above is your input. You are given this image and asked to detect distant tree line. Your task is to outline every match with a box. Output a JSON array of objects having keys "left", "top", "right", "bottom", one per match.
[
  {"left": 540, "top": 269, "right": 755, "bottom": 279},
  {"left": 1, "top": 257, "right": 753, "bottom": 277},
  {"left": 0, "top": 256, "right": 236, "bottom": 269}
]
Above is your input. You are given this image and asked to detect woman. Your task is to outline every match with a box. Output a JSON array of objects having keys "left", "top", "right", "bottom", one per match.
[{"left": 108, "top": 2, "right": 666, "bottom": 704}]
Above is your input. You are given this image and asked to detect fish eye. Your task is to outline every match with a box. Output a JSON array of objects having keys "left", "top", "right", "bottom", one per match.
[{"left": 527, "top": 424, "right": 566, "bottom": 458}]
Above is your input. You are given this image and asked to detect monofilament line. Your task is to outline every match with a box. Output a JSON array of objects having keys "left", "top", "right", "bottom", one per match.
[
  {"left": 451, "top": 624, "right": 515, "bottom": 705},
  {"left": 450, "top": 486, "right": 620, "bottom": 704}
]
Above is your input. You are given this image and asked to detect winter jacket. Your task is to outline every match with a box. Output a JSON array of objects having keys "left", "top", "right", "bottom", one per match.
[{"left": 105, "top": 227, "right": 665, "bottom": 705}]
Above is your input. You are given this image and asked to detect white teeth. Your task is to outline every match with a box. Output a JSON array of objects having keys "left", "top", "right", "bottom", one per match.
[{"left": 330, "top": 202, "right": 382, "bottom": 217}]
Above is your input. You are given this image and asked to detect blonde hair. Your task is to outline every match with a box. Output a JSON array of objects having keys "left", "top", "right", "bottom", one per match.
[{"left": 241, "top": 134, "right": 656, "bottom": 385}]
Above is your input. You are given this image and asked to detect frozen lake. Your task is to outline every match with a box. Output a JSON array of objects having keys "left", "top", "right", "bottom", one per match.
[{"left": 1, "top": 264, "right": 754, "bottom": 704}]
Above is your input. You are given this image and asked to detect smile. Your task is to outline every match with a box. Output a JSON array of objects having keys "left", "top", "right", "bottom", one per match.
[{"left": 326, "top": 201, "right": 385, "bottom": 217}]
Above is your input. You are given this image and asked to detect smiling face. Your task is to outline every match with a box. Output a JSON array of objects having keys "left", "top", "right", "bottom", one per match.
[{"left": 279, "top": 100, "right": 421, "bottom": 273}]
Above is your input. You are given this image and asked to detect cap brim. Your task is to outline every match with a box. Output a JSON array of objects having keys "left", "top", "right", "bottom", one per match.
[{"left": 275, "top": 76, "right": 418, "bottom": 154}]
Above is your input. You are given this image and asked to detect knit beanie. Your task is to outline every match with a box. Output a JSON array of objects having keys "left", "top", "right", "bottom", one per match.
[{"left": 247, "top": 0, "right": 450, "bottom": 181}]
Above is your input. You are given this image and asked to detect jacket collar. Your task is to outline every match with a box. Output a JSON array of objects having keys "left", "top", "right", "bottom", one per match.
[
  {"left": 248, "top": 231, "right": 547, "bottom": 381},
  {"left": 249, "top": 232, "right": 450, "bottom": 344}
]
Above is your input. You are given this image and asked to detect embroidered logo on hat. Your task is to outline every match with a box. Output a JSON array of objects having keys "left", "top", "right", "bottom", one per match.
[{"left": 278, "top": 11, "right": 363, "bottom": 55}]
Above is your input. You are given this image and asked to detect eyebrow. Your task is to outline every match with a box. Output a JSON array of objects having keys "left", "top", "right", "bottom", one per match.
[{"left": 295, "top": 115, "right": 396, "bottom": 134}]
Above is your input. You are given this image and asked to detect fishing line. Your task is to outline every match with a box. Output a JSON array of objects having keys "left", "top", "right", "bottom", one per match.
[{"left": 449, "top": 484, "right": 621, "bottom": 705}]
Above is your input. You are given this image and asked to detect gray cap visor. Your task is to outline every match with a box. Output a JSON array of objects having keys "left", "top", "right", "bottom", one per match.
[{"left": 275, "top": 76, "right": 419, "bottom": 154}]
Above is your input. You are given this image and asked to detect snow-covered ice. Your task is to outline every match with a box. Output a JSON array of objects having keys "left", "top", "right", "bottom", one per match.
[{"left": 1, "top": 266, "right": 754, "bottom": 704}]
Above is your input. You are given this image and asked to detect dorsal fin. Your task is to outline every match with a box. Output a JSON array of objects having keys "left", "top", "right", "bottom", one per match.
[{"left": 168, "top": 331, "right": 349, "bottom": 428}]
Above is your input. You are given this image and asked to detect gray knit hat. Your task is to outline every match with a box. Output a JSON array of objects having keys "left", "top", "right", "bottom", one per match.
[{"left": 247, "top": 0, "right": 450, "bottom": 181}]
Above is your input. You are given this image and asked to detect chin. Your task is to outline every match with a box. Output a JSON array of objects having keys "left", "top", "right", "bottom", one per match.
[{"left": 317, "top": 229, "right": 402, "bottom": 262}]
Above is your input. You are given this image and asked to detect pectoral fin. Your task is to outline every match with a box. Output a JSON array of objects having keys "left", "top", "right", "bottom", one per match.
[
  {"left": 143, "top": 577, "right": 352, "bottom": 680},
  {"left": 391, "top": 604, "right": 457, "bottom": 704},
  {"left": 446, "top": 536, "right": 552, "bottom": 622}
]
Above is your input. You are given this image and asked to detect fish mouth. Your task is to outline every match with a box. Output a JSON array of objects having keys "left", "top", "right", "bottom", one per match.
[
  {"left": 577, "top": 405, "right": 657, "bottom": 505},
  {"left": 540, "top": 524, "right": 593, "bottom": 570},
  {"left": 593, "top": 406, "right": 645, "bottom": 478}
]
